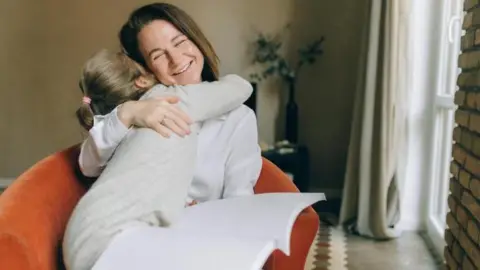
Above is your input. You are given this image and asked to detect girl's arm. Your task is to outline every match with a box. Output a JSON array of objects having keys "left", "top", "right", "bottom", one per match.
[
  {"left": 78, "top": 74, "right": 252, "bottom": 178},
  {"left": 142, "top": 74, "right": 253, "bottom": 122}
]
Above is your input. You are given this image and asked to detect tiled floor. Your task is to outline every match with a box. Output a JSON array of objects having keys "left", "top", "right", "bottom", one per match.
[
  {"left": 346, "top": 232, "right": 442, "bottom": 270},
  {"left": 314, "top": 199, "right": 443, "bottom": 270}
]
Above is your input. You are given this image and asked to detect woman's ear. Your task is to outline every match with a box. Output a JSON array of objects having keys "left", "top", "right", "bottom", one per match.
[{"left": 134, "top": 75, "right": 154, "bottom": 89}]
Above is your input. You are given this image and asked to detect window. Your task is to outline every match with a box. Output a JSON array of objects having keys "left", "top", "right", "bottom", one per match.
[{"left": 426, "top": 0, "right": 463, "bottom": 255}]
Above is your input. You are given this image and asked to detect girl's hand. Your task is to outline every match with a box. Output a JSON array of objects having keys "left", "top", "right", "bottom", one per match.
[{"left": 117, "top": 96, "right": 193, "bottom": 138}]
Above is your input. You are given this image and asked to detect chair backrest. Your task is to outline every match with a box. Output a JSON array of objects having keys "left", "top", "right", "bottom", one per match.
[{"left": 0, "top": 145, "right": 85, "bottom": 270}]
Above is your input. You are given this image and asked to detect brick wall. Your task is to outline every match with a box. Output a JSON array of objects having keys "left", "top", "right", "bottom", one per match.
[{"left": 445, "top": 1, "right": 480, "bottom": 269}]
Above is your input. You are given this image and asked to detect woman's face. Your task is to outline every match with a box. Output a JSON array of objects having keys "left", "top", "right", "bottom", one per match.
[{"left": 137, "top": 20, "right": 204, "bottom": 86}]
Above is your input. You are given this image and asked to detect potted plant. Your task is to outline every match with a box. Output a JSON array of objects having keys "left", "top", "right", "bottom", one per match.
[{"left": 250, "top": 26, "right": 325, "bottom": 143}]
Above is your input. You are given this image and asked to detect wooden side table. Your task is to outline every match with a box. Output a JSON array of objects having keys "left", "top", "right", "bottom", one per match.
[{"left": 261, "top": 145, "right": 310, "bottom": 192}]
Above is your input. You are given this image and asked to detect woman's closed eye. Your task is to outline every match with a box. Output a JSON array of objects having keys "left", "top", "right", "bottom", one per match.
[
  {"left": 174, "top": 39, "right": 187, "bottom": 47},
  {"left": 152, "top": 40, "right": 186, "bottom": 61},
  {"left": 152, "top": 52, "right": 166, "bottom": 61}
]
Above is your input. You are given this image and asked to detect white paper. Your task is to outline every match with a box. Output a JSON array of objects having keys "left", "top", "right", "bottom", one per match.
[
  {"left": 93, "top": 226, "right": 275, "bottom": 270},
  {"left": 175, "top": 192, "right": 325, "bottom": 255},
  {"left": 92, "top": 192, "right": 326, "bottom": 270}
]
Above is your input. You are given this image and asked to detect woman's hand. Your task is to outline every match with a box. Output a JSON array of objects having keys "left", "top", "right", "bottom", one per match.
[
  {"left": 117, "top": 96, "right": 193, "bottom": 138},
  {"left": 186, "top": 200, "right": 198, "bottom": 207}
]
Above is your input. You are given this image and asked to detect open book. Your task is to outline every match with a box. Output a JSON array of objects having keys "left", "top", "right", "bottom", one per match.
[{"left": 92, "top": 192, "right": 326, "bottom": 270}]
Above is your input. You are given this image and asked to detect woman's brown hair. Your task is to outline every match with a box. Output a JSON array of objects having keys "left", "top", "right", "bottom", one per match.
[
  {"left": 119, "top": 2, "right": 219, "bottom": 82},
  {"left": 76, "top": 49, "right": 153, "bottom": 131}
]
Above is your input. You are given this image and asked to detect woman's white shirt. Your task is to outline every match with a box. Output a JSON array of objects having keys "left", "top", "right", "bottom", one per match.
[{"left": 79, "top": 104, "right": 262, "bottom": 203}]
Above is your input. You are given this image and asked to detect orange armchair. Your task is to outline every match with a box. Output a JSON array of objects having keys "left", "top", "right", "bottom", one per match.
[{"left": 0, "top": 145, "right": 319, "bottom": 270}]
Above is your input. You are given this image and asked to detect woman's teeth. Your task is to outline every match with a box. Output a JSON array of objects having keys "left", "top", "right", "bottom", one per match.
[{"left": 174, "top": 61, "right": 192, "bottom": 75}]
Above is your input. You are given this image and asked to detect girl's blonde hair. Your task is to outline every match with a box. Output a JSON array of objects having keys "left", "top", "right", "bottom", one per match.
[{"left": 76, "top": 49, "right": 154, "bottom": 131}]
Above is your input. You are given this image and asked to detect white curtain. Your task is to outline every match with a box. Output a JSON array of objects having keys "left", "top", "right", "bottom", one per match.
[{"left": 339, "top": 0, "right": 412, "bottom": 239}]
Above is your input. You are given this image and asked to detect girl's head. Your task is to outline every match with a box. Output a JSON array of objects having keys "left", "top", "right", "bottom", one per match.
[
  {"left": 119, "top": 3, "right": 219, "bottom": 86},
  {"left": 76, "top": 49, "right": 155, "bottom": 130}
]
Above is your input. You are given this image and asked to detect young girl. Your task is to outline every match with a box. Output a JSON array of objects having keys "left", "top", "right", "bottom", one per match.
[{"left": 63, "top": 49, "right": 253, "bottom": 270}]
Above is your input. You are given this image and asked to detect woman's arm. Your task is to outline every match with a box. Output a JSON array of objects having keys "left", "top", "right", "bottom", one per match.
[
  {"left": 222, "top": 108, "right": 262, "bottom": 198},
  {"left": 78, "top": 107, "right": 130, "bottom": 177}
]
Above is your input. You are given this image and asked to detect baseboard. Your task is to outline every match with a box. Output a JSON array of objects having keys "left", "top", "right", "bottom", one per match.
[
  {"left": 0, "top": 177, "right": 14, "bottom": 189},
  {"left": 309, "top": 188, "right": 343, "bottom": 200}
]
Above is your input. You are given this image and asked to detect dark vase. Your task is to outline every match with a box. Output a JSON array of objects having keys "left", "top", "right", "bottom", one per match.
[{"left": 285, "top": 80, "right": 298, "bottom": 143}]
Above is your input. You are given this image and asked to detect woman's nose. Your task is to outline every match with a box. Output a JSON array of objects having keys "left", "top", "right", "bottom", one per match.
[{"left": 168, "top": 48, "right": 184, "bottom": 67}]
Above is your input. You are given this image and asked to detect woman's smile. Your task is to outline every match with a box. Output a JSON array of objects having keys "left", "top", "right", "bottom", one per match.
[{"left": 172, "top": 60, "right": 193, "bottom": 76}]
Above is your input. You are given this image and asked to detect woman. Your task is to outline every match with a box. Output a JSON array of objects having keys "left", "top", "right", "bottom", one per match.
[
  {"left": 80, "top": 3, "right": 261, "bottom": 202},
  {"left": 72, "top": 3, "right": 262, "bottom": 269}
]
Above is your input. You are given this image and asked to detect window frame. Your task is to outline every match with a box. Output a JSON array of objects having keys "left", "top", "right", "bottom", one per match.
[{"left": 425, "top": 0, "right": 463, "bottom": 256}]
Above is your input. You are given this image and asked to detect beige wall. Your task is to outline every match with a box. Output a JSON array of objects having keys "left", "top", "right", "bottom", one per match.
[
  {"left": 292, "top": 0, "right": 368, "bottom": 190},
  {"left": 0, "top": 0, "right": 367, "bottom": 191}
]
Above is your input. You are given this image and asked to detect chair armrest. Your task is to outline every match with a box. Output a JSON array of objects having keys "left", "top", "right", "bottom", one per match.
[
  {"left": 254, "top": 158, "right": 301, "bottom": 194},
  {"left": 265, "top": 210, "right": 319, "bottom": 270},
  {"left": 254, "top": 158, "right": 317, "bottom": 215},
  {"left": 0, "top": 145, "right": 86, "bottom": 270},
  {"left": 255, "top": 158, "right": 320, "bottom": 270}
]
